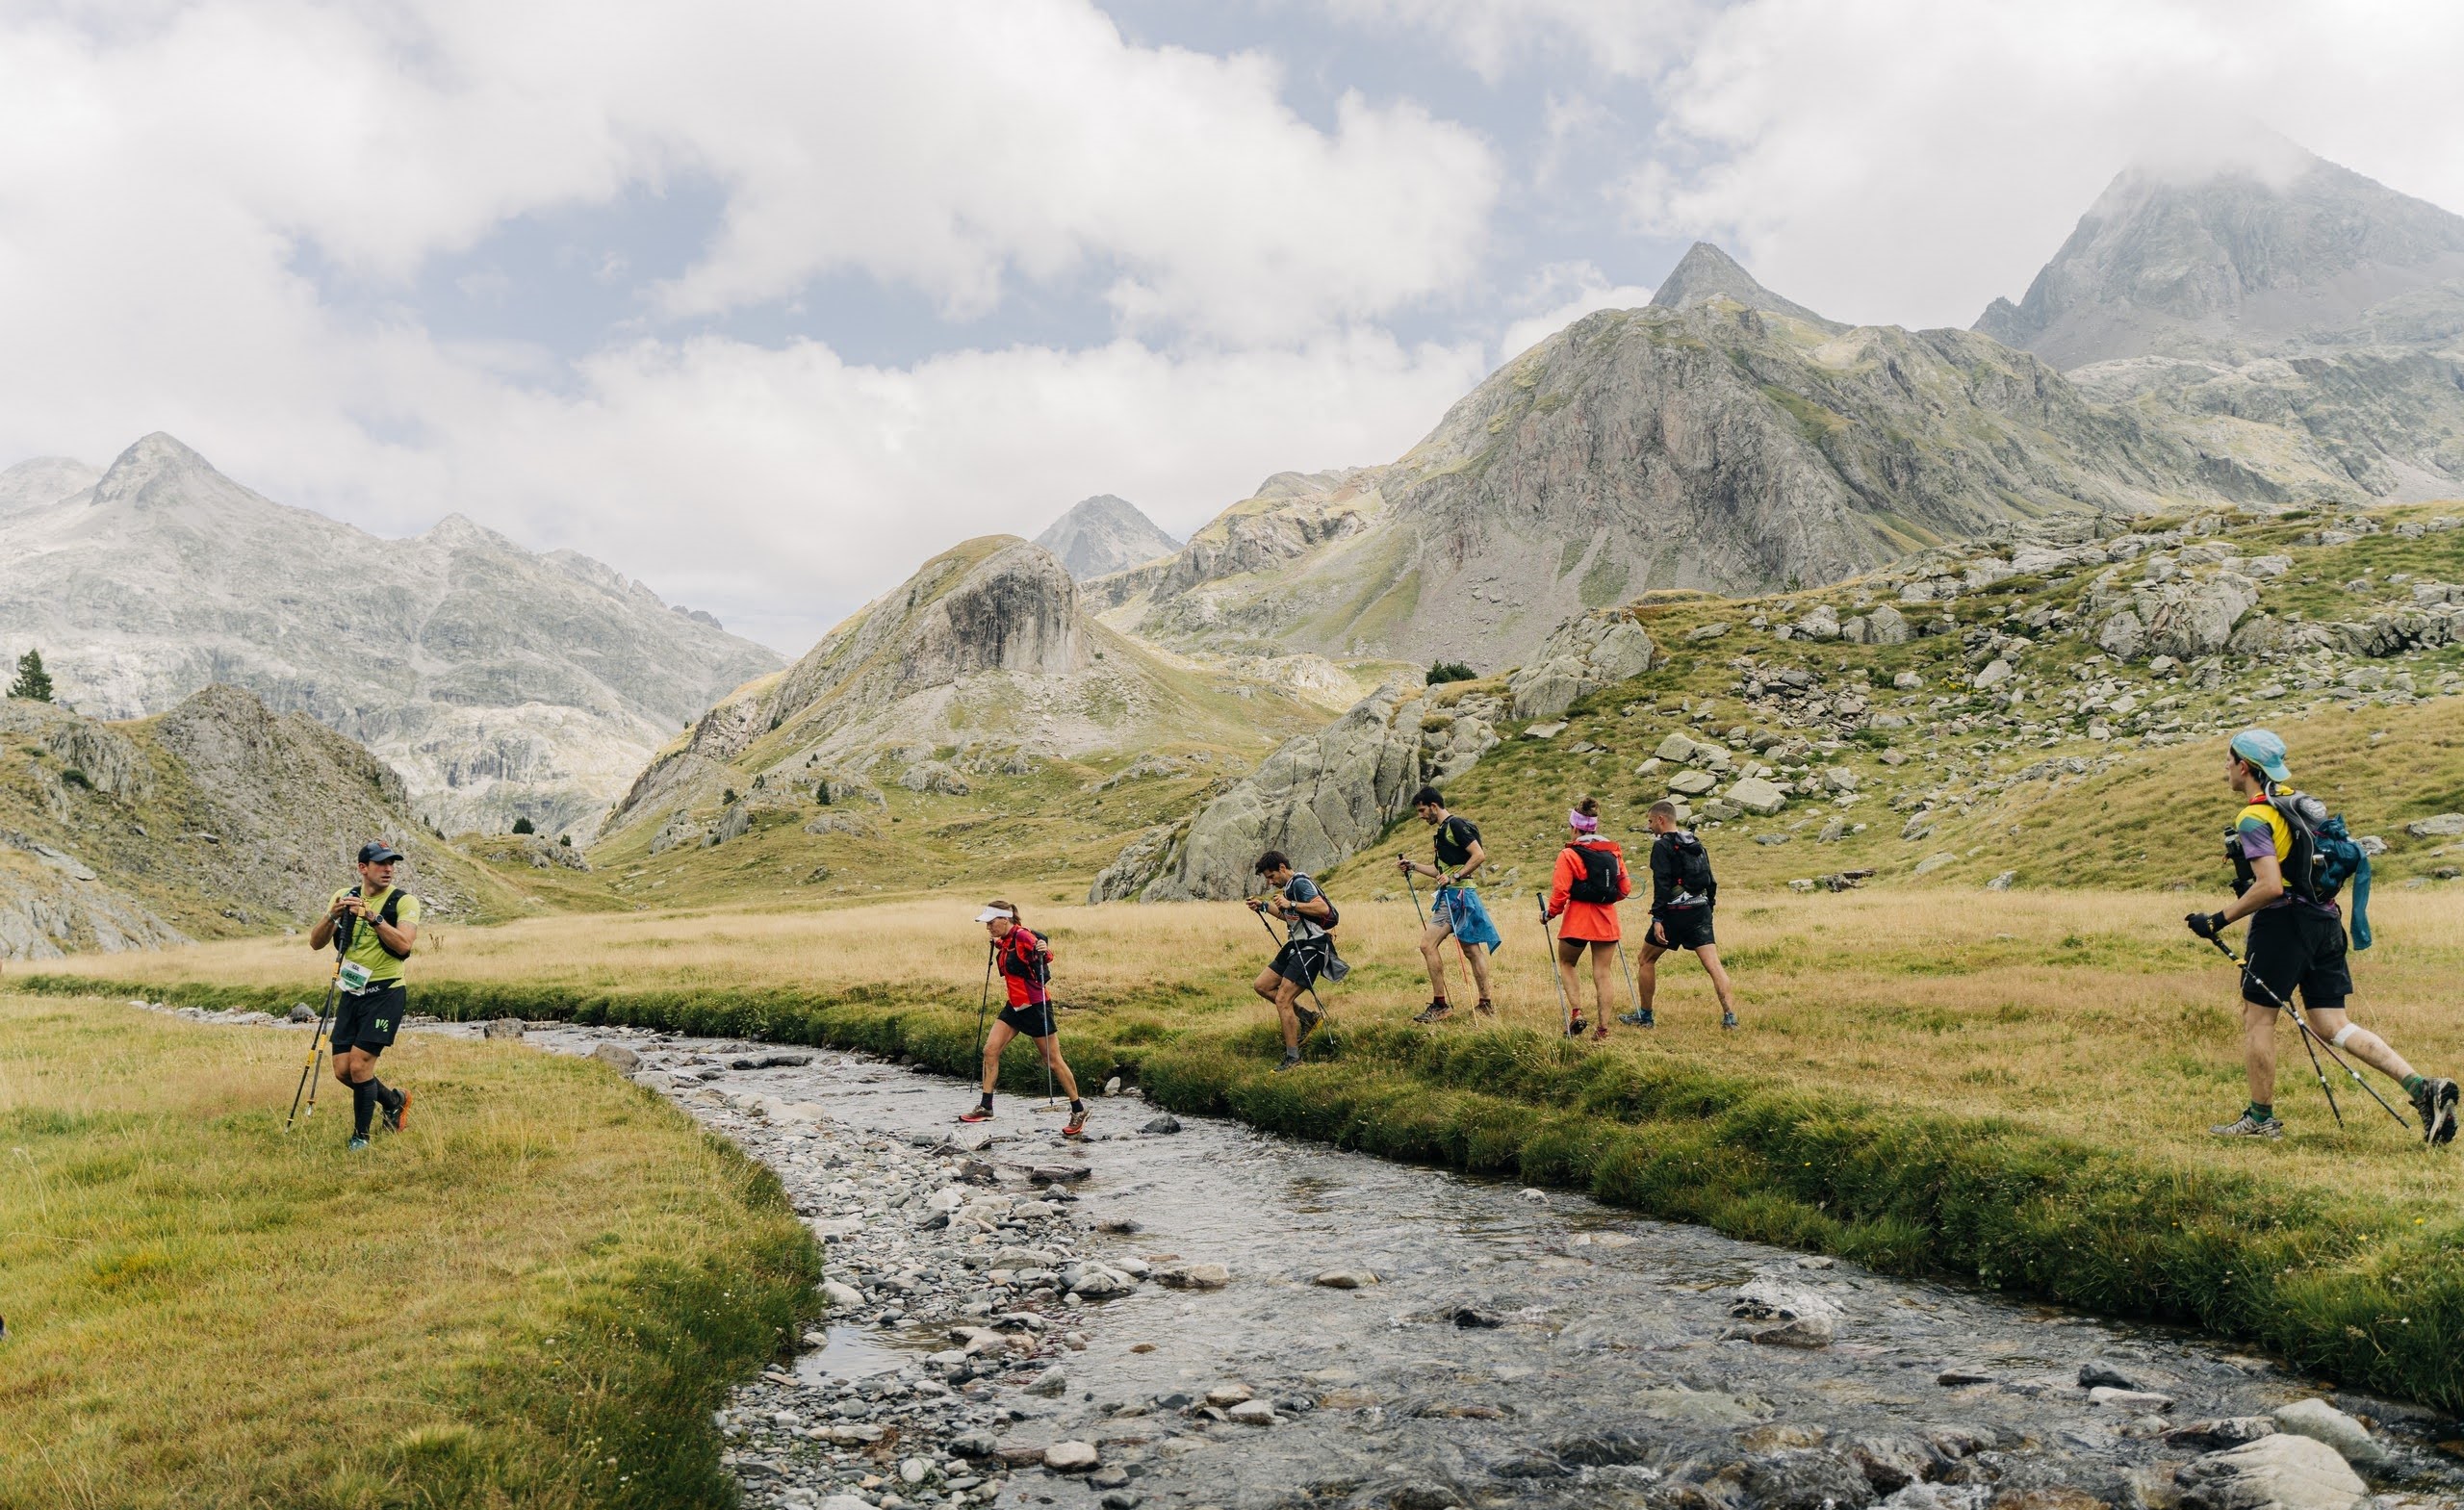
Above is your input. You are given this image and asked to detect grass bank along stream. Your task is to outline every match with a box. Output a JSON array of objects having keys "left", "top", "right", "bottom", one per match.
[
  {"left": 30, "top": 889, "right": 2464, "bottom": 1414},
  {"left": 0, "top": 992, "right": 819, "bottom": 1510}
]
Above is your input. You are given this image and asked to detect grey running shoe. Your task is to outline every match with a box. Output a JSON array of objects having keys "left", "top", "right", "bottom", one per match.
[
  {"left": 1296, "top": 1003, "right": 1323, "bottom": 1038},
  {"left": 1618, "top": 1009, "right": 1654, "bottom": 1028},
  {"left": 1412, "top": 1001, "right": 1453, "bottom": 1025},
  {"left": 346, "top": 1135, "right": 371, "bottom": 1151},
  {"left": 2411, "top": 1077, "right": 2458, "bottom": 1145},
  {"left": 1273, "top": 1050, "right": 1303, "bottom": 1074},
  {"left": 2208, "top": 1112, "right": 2284, "bottom": 1139},
  {"left": 1721, "top": 1010, "right": 1738, "bottom": 1031}
]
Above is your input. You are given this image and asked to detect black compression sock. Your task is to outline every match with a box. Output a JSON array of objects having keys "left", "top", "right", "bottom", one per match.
[
  {"left": 352, "top": 1079, "right": 379, "bottom": 1137},
  {"left": 1070, "top": 1099, "right": 1084, "bottom": 1113},
  {"left": 978, "top": 1090, "right": 994, "bottom": 1109},
  {"left": 368, "top": 1078, "right": 399, "bottom": 1113}
]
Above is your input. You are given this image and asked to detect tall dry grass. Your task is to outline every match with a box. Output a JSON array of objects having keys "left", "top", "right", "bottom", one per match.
[{"left": 38, "top": 887, "right": 2464, "bottom": 1200}]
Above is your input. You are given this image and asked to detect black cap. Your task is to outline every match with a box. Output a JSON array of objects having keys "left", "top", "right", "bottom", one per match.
[{"left": 357, "top": 841, "right": 404, "bottom": 865}]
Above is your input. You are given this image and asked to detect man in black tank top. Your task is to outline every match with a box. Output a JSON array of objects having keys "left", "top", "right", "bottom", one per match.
[{"left": 1396, "top": 787, "right": 1502, "bottom": 1021}]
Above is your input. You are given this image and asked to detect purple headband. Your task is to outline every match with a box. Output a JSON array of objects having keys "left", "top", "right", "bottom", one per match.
[{"left": 1568, "top": 809, "right": 1599, "bottom": 833}]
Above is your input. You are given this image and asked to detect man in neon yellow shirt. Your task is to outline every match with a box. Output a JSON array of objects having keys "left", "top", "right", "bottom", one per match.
[{"left": 307, "top": 841, "right": 421, "bottom": 1149}]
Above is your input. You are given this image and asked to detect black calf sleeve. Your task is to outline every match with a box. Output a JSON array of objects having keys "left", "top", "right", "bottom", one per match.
[{"left": 352, "top": 1078, "right": 379, "bottom": 1137}]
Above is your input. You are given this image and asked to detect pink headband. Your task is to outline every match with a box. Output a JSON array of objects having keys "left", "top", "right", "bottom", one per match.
[{"left": 1568, "top": 809, "right": 1599, "bottom": 832}]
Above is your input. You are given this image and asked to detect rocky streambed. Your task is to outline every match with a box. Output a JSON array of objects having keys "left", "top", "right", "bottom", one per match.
[{"left": 157, "top": 1004, "right": 2464, "bottom": 1509}]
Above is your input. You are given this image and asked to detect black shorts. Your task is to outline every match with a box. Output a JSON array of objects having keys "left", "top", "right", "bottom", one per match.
[
  {"left": 1270, "top": 937, "right": 1334, "bottom": 989},
  {"left": 331, "top": 981, "right": 405, "bottom": 1055},
  {"left": 2243, "top": 907, "right": 2351, "bottom": 1012},
  {"left": 997, "top": 1001, "right": 1057, "bottom": 1038},
  {"left": 1651, "top": 908, "right": 1716, "bottom": 952}
]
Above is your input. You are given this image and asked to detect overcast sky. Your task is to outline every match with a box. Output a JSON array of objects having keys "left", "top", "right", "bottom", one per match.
[{"left": 5, "top": 0, "right": 2463, "bottom": 652}]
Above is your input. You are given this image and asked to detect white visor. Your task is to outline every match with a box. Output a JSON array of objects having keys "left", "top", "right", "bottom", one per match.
[{"left": 974, "top": 907, "right": 1013, "bottom": 923}]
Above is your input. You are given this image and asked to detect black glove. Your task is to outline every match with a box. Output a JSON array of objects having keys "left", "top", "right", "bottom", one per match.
[{"left": 2185, "top": 911, "right": 2227, "bottom": 940}]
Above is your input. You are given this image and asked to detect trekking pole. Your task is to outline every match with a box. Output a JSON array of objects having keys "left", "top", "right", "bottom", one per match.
[
  {"left": 974, "top": 943, "right": 994, "bottom": 1063},
  {"left": 1252, "top": 905, "right": 1334, "bottom": 1024},
  {"left": 1613, "top": 940, "right": 1639, "bottom": 1024},
  {"left": 1537, "top": 892, "right": 1572, "bottom": 1037},
  {"left": 284, "top": 955, "right": 345, "bottom": 1133},
  {"left": 1403, "top": 864, "right": 1478, "bottom": 1011},
  {"left": 2203, "top": 934, "right": 2411, "bottom": 1131}
]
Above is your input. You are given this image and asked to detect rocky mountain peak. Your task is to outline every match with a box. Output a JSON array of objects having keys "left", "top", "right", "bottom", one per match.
[
  {"left": 0, "top": 433, "right": 783, "bottom": 834},
  {"left": 1977, "top": 147, "right": 2464, "bottom": 368},
  {"left": 1033, "top": 495, "right": 1181, "bottom": 580},
  {"left": 1649, "top": 242, "right": 1843, "bottom": 331},
  {"left": 0, "top": 456, "right": 100, "bottom": 517}
]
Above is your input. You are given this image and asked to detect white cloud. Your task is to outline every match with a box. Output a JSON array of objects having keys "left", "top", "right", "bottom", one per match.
[
  {"left": 0, "top": 0, "right": 1504, "bottom": 651},
  {"left": 1322, "top": 0, "right": 1708, "bottom": 82},
  {"left": 1621, "top": 0, "right": 2464, "bottom": 329}
]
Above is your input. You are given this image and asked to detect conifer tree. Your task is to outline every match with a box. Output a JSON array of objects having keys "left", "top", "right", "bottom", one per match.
[{"left": 7, "top": 649, "right": 52, "bottom": 703}]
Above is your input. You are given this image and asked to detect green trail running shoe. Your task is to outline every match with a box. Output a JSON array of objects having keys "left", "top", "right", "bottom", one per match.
[
  {"left": 1296, "top": 1003, "right": 1323, "bottom": 1038},
  {"left": 1618, "top": 1009, "right": 1654, "bottom": 1028},
  {"left": 2208, "top": 1112, "right": 2284, "bottom": 1139},
  {"left": 346, "top": 1135, "right": 372, "bottom": 1151},
  {"left": 1412, "top": 1001, "right": 1453, "bottom": 1025},
  {"left": 2410, "top": 1077, "right": 2458, "bottom": 1145}
]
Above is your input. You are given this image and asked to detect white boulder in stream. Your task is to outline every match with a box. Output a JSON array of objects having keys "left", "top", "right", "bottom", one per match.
[{"left": 2175, "top": 1431, "right": 2364, "bottom": 1510}]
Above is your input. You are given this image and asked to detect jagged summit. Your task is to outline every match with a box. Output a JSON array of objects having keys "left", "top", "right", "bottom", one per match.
[
  {"left": 1649, "top": 242, "right": 1843, "bottom": 332},
  {"left": 1977, "top": 149, "right": 2464, "bottom": 368},
  {"left": 0, "top": 433, "right": 783, "bottom": 834},
  {"left": 1033, "top": 495, "right": 1181, "bottom": 580}
]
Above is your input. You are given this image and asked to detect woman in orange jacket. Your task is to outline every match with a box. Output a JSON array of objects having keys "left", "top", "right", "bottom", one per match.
[{"left": 1544, "top": 798, "right": 1630, "bottom": 1040}]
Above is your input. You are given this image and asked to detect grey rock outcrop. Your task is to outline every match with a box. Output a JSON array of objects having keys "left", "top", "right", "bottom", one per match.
[
  {"left": 2088, "top": 569, "right": 2258, "bottom": 662},
  {"left": 0, "top": 434, "right": 783, "bottom": 834},
  {"left": 1032, "top": 495, "right": 1181, "bottom": 580},
  {"left": 1507, "top": 611, "right": 1659, "bottom": 718},
  {"left": 1091, "top": 681, "right": 1501, "bottom": 902},
  {"left": 2173, "top": 1432, "right": 2363, "bottom": 1510},
  {"left": 0, "top": 685, "right": 486, "bottom": 956}
]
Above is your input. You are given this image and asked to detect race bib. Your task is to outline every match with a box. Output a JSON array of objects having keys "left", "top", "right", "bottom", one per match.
[{"left": 338, "top": 960, "right": 372, "bottom": 992}]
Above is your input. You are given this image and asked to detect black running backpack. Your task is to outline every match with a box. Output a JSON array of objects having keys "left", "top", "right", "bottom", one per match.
[
  {"left": 1565, "top": 844, "right": 1624, "bottom": 904},
  {"left": 1668, "top": 832, "right": 1715, "bottom": 904}
]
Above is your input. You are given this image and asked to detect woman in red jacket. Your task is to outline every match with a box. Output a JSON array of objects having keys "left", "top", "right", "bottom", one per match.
[
  {"left": 1543, "top": 798, "right": 1630, "bottom": 1040},
  {"left": 961, "top": 902, "right": 1087, "bottom": 1136}
]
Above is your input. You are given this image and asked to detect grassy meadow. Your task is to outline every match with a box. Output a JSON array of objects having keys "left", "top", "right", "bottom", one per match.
[
  {"left": 0, "top": 992, "right": 818, "bottom": 1509},
  {"left": 40, "top": 884, "right": 2464, "bottom": 1196}
]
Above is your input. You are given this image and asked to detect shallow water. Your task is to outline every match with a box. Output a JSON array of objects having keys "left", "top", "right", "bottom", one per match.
[{"left": 494, "top": 1023, "right": 2462, "bottom": 1509}]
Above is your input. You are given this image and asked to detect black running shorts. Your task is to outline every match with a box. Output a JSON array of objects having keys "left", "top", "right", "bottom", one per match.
[
  {"left": 1651, "top": 907, "right": 1716, "bottom": 952},
  {"left": 997, "top": 1001, "right": 1058, "bottom": 1038},
  {"left": 330, "top": 981, "right": 406, "bottom": 1055},
  {"left": 2242, "top": 907, "right": 2350, "bottom": 1012},
  {"left": 1270, "top": 937, "right": 1332, "bottom": 989}
]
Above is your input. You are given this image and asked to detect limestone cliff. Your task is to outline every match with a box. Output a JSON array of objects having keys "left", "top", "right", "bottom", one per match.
[
  {"left": 0, "top": 434, "right": 783, "bottom": 836},
  {"left": 1090, "top": 678, "right": 1502, "bottom": 903}
]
